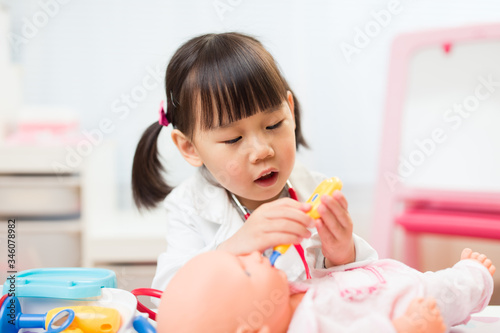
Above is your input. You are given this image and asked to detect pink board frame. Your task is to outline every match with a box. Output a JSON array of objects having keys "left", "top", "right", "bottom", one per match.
[{"left": 371, "top": 23, "right": 500, "bottom": 260}]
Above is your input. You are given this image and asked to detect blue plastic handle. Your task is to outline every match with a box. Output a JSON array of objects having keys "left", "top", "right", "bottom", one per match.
[
  {"left": 0, "top": 296, "right": 74, "bottom": 333},
  {"left": 133, "top": 315, "right": 157, "bottom": 333},
  {"left": 46, "top": 309, "right": 75, "bottom": 333}
]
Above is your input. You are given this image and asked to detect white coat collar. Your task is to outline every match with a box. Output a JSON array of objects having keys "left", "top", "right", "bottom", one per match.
[{"left": 187, "top": 167, "right": 234, "bottom": 224}]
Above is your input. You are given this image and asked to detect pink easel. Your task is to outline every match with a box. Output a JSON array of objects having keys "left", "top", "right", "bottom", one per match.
[{"left": 371, "top": 23, "right": 500, "bottom": 269}]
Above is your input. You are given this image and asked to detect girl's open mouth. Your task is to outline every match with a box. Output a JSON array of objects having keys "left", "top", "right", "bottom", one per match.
[{"left": 254, "top": 171, "right": 278, "bottom": 187}]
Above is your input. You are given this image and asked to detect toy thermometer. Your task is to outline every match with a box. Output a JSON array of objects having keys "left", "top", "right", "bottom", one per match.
[{"left": 269, "top": 177, "right": 343, "bottom": 265}]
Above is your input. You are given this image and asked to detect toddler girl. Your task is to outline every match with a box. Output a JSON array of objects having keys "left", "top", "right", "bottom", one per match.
[{"left": 131, "top": 32, "right": 377, "bottom": 292}]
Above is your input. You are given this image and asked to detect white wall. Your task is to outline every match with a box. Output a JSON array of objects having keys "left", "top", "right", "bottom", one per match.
[{"left": 2, "top": 0, "right": 500, "bottom": 209}]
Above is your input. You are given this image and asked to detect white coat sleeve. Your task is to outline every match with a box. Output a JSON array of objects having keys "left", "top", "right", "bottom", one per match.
[
  {"left": 304, "top": 231, "right": 379, "bottom": 279},
  {"left": 151, "top": 202, "right": 219, "bottom": 296}
]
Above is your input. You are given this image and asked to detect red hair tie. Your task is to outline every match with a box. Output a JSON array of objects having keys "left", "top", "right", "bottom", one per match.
[{"left": 158, "top": 100, "right": 170, "bottom": 127}]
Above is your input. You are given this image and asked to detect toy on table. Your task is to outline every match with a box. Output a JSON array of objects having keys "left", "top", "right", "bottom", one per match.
[
  {"left": 0, "top": 294, "right": 121, "bottom": 333},
  {"left": 269, "top": 177, "right": 343, "bottom": 266}
]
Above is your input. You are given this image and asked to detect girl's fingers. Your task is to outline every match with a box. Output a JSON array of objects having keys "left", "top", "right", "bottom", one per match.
[
  {"left": 264, "top": 219, "right": 312, "bottom": 238},
  {"left": 261, "top": 232, "right": 304, "bottom": 248},
  {"left": 320, "top": 194, "right": 352, "bottom": 229},
  {"left": 264, "top": 207, "right": 315, "bottom": 228},
  {"left": 270, "top": 197, "right": 305, "bottom": 209},
  {"left": 316, "top": 219, "right": 336, "bottom": 246},
  {"left": 333, "top": 190, "right": 348, "bottom": 210},
  {"left": 300, "top": 203, "right": 313, "bottom": 213},
  {"left": 317, "top": 203, "right": 343, "bottom": 237}
]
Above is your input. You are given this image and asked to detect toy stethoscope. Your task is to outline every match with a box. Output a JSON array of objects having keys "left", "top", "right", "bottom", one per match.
[
  {"left": 231, "top": 180, "right": 312, "bottom": 280},
  {"left": 131, "top": 288, "right": 163, "bottom": 321}
]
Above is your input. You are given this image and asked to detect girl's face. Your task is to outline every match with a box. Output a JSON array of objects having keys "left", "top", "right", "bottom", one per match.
[{"left": 192, "top": 91, "right": 296, "bottom": 210}]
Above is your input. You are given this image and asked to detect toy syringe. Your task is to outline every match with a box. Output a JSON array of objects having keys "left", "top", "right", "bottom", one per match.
[{"left": 269, "top": 177, "right": 343, "bottom": 266}]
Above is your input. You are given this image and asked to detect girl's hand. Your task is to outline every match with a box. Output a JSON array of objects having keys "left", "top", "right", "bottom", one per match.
[
  {"left": 217, "top": 198, "right": 315, "bottom": 255},
  {"left": 316, "top": 190, "right": 355, "bottom": 267}
]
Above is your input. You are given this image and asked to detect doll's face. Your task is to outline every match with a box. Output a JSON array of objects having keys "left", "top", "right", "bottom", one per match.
[
  {"left": 232, "top": 251, "right": 291, "bottom": 331},
  {"left": 237, "top": 251, "right": 288, "bottom": 287},
  {"left": 157, "top": 251, "right": 291, "bottom": 333}
]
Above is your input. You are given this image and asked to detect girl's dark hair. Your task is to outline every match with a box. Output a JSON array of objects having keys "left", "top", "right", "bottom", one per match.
[{"left": 132, "top": 32, "right": 308, "bottom": 210}]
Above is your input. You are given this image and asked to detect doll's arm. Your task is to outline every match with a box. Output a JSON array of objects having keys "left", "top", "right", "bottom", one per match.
[{"left": 392, "top": 298, "right": 446, "bottom": 333}]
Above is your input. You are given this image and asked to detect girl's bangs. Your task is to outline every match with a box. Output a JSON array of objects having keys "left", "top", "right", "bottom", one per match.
[{"left": 187, "top": 41, "right": 288, "bottom": 131}]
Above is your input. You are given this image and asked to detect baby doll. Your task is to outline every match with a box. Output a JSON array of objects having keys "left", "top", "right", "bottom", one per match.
[{"left": 156, "top": 248, "right": 495, "bottom": 333}]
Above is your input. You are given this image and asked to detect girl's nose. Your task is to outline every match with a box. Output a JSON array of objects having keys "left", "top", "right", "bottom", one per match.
[{"left": 249, "top": 136, "right": 274, "bottom": 163}]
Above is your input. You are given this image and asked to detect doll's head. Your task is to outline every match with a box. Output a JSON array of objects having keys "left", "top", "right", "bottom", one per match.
[{"left": 157, "top": 251, "right": 293, "bottom": 333}]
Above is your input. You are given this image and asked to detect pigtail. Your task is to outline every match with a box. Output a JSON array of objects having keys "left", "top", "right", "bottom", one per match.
[
  {"left": 132, "top": 122, "right": 173, "bottom": 210},
  {"left": 289, "top": 89, "right": 309, "bottom": 150}
]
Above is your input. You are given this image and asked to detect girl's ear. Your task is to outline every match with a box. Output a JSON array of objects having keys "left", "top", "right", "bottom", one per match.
[
  {"left": 171, "top": 129, "right": 203, "bottom": 167},
  {"left": 286, "top": 90, "right": 296, "bottom": 127}
]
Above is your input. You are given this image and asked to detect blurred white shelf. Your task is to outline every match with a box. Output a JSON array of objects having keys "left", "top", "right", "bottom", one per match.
[
  {"left": 0, "top": 145, "right": 80, "bottom": 173},
  {"left": 0, "top": 174, "right": 80, "bottom": 186},
  {"left": 83, "top": 210, "right": 167, "bottom": 266},
  {"left": 0, "top": 173, "right": 81, "bottom": 216},
  {"left": 0, "top": 139, "right": 166, "bottom": 276}
]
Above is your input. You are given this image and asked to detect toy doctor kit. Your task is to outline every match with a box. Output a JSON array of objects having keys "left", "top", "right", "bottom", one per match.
[
  {"left": 0, "top": 295, "right": 120, "bottom": 333},
  {"left": 1, "top": 268, "right": 156, "bottom": 333}
]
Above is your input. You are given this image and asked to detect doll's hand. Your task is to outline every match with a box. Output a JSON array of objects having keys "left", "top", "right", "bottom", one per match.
[
  {"left": 316, "top": 190, "right": 355, "bottom": 267},
  {"left": 217, "top": 198, "right": 315, "bottom": 255}
]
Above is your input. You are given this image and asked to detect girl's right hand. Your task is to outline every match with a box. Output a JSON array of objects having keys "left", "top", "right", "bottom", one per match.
[{"left": 217, "top": 198, "right": 315, "bottom": 255}]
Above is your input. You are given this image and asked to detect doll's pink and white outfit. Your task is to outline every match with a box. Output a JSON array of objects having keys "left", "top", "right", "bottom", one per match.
[{"left": 288, "top": 259, "right": 493, "bottom": 332}]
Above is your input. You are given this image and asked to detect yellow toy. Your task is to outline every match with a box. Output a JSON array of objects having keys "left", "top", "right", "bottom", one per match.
[
  {"left": 269, "top": 177, "right": 343, "bottom": 265},
  {"left": 45, "top": 306, "right": 121, "bottom": 333}
]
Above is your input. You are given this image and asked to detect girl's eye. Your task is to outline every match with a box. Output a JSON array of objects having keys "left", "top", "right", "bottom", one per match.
[
  {"left": 266, "top": 121, "right": 283, "bottom": 130},
  {"left": 224, "top": 136, "right": 242, "bottom": 144}
]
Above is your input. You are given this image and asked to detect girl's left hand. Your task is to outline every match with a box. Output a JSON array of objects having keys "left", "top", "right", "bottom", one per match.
[{"left": 315, "top": 190, "right": 355, "bottom": 267}]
